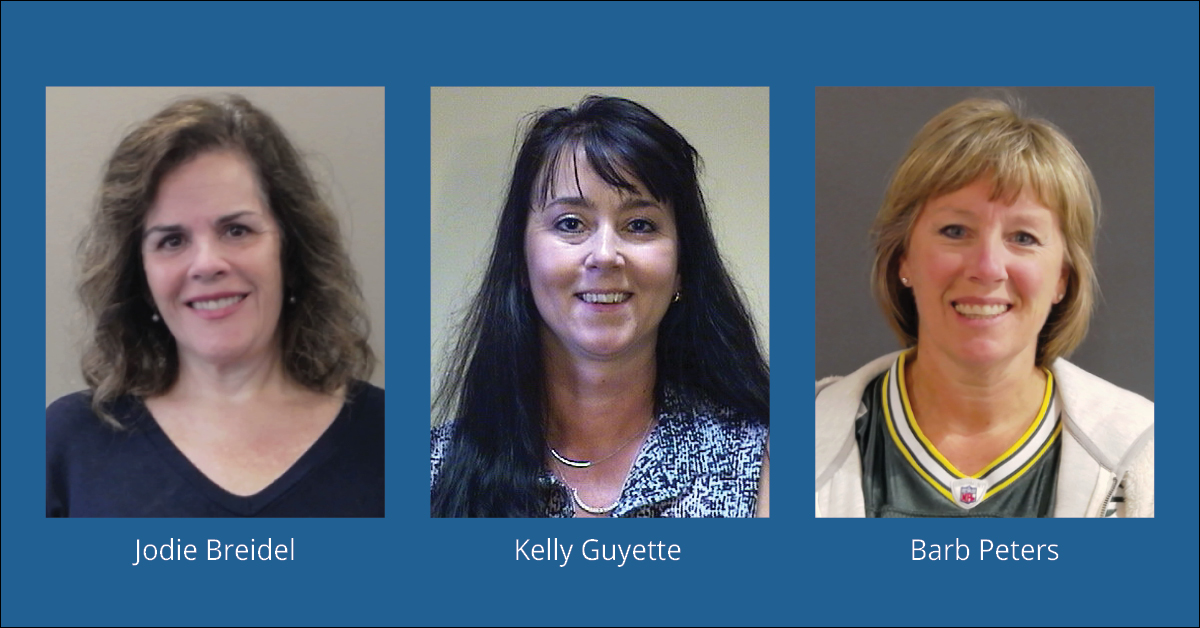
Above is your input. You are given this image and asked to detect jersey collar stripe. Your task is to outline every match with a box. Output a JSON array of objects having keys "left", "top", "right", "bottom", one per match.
[
  {"left": 977, "top": 393, "right": 1060, "bottom": 490},
  {"left": 897, "top": 350, "right": 969, "bottom": 480},
  {"left": 986, "top": 422, "right": 1062, "bottom": 498},
  {"left": 886, "top": 352, "right": 1062, "bottom": 506},
  {"left": 974, "top": 370, "right": 1055, "bottom": 478},
  {"left": 881, "top": 369, "right": 955, "bottom": 501},
  {"left": 887, "top": 359, "right": 958, "bottom": 491}
]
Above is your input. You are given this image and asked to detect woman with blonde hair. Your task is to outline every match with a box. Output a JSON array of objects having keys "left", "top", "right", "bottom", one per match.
[{"left": 815, "top": 98, "right": 1153, "bottom": 518}]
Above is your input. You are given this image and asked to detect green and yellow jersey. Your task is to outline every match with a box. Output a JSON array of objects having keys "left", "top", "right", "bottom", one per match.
[{"left": 856, "top": 351, "right": 1062, "bottom": 518}]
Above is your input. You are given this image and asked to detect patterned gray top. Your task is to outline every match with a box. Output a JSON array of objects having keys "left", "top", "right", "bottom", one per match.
[{"left": 430, "top": 387, "right": 768, "bottom": 517}]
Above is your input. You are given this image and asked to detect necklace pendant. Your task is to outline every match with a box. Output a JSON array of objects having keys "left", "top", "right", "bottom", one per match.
[
  {"left": 550, "top": 447, "right": 593, "bottom": 468},
  {"left": 571, "top": 487, "right": 618, "bottom": 515}
]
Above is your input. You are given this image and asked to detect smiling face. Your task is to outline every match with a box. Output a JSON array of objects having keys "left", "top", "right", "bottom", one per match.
[
  {"left": 524, "top": 147, "right": 681, "bottom": 363},
  {"left": 899, "top": 178, "right": 1068, "bottom": 369},
  {"left": 142, "top": 150, "right": 285, "bottom": 369}
]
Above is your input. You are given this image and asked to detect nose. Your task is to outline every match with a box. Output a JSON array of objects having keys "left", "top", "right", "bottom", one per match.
[
  {"left": 189, "top": 236, "right": 231, "bottom": 282},
  {"left": 968, "top": 235, "right": 1008, "bottom": 284},
  {"left": 585, "top": 224, "right": 624, "bottom": 269}
]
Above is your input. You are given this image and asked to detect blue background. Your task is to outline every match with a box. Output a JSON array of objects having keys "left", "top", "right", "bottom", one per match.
[{"left": 3, "top": 2, "right": 1196, "bottom": 626}]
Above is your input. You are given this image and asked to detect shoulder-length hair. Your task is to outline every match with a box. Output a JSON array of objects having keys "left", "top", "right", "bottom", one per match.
[
  {"left": 432, "top": 95, "right": 769, "bottom": 517},
  {"left": 79, "top": 94, "right": 374, "bottom": 427},
  {"left": 871, "top": 98, "right": 1100, "bottom": 367}
]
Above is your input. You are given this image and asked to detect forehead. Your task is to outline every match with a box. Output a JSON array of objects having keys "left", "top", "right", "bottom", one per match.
[
  {"left": 146, "top": 150, "right": 267, "bottom": 225},
  {"left": 918, "top": 179, "right": 1060, "bottom": 224},
  {"left": 534, "top": 144, "right": 651, "bottom": 206}
]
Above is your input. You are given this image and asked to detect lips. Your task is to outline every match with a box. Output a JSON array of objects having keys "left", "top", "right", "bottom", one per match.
[
  {"left": 952, "top": 300, "right": 1011, "bottom": 319},
  {"left": 186, "top": 292, "right": 249, "bottom": 310},
  {"left": 188, "top": 295, "right": 243, "bottom": 310},
  {"left": 577, "top": 291, "right": 632, "bottom": 304}
]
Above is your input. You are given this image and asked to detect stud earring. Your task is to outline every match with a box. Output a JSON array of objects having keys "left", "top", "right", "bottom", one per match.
[
  {"left": 673, "top": 291, "right": 682, "bottom": 303},
  {"left": 151, "top": 311, "right": 160, "bottom": 323},
  {"left": 289, "top": 295, "right": 296, "bottom": 305},
  {"left": 900, "top": 277, "right": 910, "bottom": 287}
]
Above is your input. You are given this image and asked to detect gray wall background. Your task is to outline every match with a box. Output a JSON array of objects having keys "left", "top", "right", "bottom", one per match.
[
  {"left": 431, "top": 87, "right": 770, "bottom": 397},
  {"left": 46, "top": 87, "right": 386, "bottom": 405},
  {"left": 815, "top": 86, "right": 1154, "bottom": 400}
]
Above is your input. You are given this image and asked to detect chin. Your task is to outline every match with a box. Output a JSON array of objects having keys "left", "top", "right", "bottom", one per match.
[
  {"left": 186, "top": 338, "right": 264, "bottom": 365},
  {"left": 577, "top": 343, "right": 634, "bottom": 360},
  {"left": 950, "top": 340, "right": 1029, "bottom": 367},
  {"left": 572, "top": 332, "right": 645, "bottom": 360}
]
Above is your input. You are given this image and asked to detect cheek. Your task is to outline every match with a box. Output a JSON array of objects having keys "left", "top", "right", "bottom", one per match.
[
  {"left": 905, "top": 246, "right": 958, "bottom": 293},
  {"left": 252, "top": 239, "right": 285, "bottom": 294},
  {"left": 1010, "top": 259, "right": 1057, "bottom": 300},
  {"left": 524, "top": 249, "right": 550, "bottom": 295},
  {"left": 524, "top": 238, "right": 573, "bottom": 289},
  {"left": 642, "top": 241, "right": 679, "bottom": 285},
  {"left": 661, "top": 252, "right": 681, "bottom": 291},
  {"left": 921, "top": 249, "right": 960, "bottom": 282},
  {"left": 523, "top": 253, "right": 562, "bottom": 325},
  {"left": 143, "top": 259, "right": 180, "bottom": 303}
]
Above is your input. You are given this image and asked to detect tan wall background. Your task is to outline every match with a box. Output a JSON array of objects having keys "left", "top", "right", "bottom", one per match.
[
  {"left": 46, "top": 86, "right": 386, "bottom": 405},
  {"left": 430, "top": 87, "right": 770, "bottom": 395}
]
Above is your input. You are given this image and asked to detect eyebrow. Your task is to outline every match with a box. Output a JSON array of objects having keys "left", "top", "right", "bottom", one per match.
[
  {"left": 925, "top": 206, "right": 975, "bottom": 218},
  {"left": 543, "top": 196, "right": 662, "bottom": 211},
  {"left": 928, "top": 205, "right": 1053, "bottom": 223},
  {"left": 142, "top": 210, "right": 259, "bottom": 240}
]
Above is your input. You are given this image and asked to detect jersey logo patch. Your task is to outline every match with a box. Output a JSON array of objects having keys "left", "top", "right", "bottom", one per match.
[{"left": 950, "top": 478, "right": 990, "bottom": 510}]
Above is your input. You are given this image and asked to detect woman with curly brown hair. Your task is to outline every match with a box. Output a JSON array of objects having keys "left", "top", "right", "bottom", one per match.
[{"left": 46, "top": 95, "right": 382, "bottom": 517}]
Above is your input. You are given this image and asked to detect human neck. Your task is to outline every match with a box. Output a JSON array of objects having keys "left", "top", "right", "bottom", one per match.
[
  {"left": 168, "top": 347, "right": 295, "bottom": 406},
  {"left": 905, "top": 345, "right": 1046, "bottom": 438},
  {"left": 541, "top": 340, "right": 657, "bottom": 459}
]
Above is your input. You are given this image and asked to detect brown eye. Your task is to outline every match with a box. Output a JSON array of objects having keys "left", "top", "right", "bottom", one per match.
[
  {"left": 158, "top": 234, "right": 184, "bottom": 250},
  {"left": 225, "top": 224, "right": 251, "bottom": 238}
]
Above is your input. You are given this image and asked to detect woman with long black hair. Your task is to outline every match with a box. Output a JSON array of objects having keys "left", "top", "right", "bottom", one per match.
[{"left": 431, "top": 95, "right": 769, "bottom": 517}]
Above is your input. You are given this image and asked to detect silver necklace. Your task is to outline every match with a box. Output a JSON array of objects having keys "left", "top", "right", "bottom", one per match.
[
  {"left": 551, "top": 417, "right": 655, "bottom": 516},
  {"left": 570, "top": 487, "right": 619, "bottom": 515},
  {"left": 548, "top": 417, "right": 654, "bottom": 468}
]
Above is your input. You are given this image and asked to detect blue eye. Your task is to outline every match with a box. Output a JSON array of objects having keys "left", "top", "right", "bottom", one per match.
[
  {"left": 1012, "top": 231, "right": 1040, "bottom": 246},
  {"left": 628, "top": 218, "right": 656, "bottom": 233},
  {"left": 939, "top": 225, "right": 967, "bottom": 239},
  {"left": 555, "top": 216, "right": 585, "bottom": 232}
]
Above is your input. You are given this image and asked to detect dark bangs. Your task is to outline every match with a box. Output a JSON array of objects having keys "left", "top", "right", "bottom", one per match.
[{"left": 530, "top": 98, "right": 699, "bottom": 211}]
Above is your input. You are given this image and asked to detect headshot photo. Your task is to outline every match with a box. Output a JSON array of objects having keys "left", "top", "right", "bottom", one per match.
[
  {"left": 814, "top": 87, "right": 1154, "bottom": 518},
  {"left": 45, "top": 87, "right": 386, "bottom": 517},
  {"left": 430, "top": 87, "right": 770, "bottom": 517}
]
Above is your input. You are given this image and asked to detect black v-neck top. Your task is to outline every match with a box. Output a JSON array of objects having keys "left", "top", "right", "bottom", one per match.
[{"left": 46, "top": 382, "right": 384, "bottom": 517}]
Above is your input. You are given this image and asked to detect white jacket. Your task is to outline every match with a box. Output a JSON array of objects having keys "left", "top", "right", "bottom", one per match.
[{"left": 815, "top": 351, "right": 1155, "bottom": 517}]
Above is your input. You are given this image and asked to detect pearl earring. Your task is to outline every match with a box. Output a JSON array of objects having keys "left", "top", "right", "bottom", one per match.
[
  {"left": 151, "top": 312, "right": 160, "bottom": 322},
  {"left": 900, "top": 277, "right": 910, "bottom": 287}
]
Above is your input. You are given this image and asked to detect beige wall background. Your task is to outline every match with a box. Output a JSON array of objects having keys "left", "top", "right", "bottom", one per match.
[
  {"left": 46, "top": 86, "right": 386, "bottom": 405},
  {"left": 430, "top": 87, "right": 770, "bottom": 394}
]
